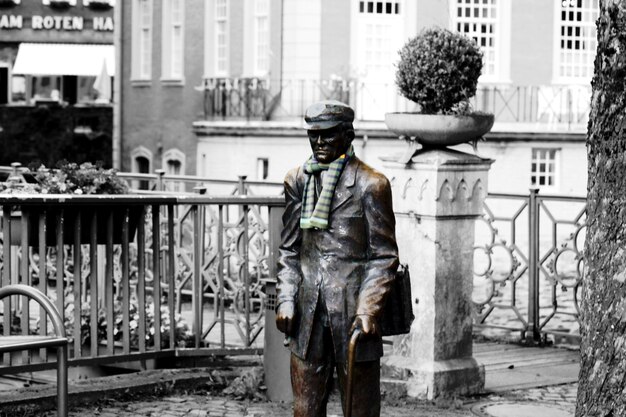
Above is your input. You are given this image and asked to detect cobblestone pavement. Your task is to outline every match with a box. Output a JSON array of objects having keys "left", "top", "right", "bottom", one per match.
[
  {"left": 31, "top": 391, "right": 479, "bottom": 417},
  {"left": 35, "top": 383, "right": 579, "bottom": 417},
  {"left": 512, "top": 383, "right": 577, "bottom": 411},
  {"left": 47, "top": 397, "right": 474, "bottom": 417},
  {"left": 475, "top": 383, "right": 578, "bottom": 416}
]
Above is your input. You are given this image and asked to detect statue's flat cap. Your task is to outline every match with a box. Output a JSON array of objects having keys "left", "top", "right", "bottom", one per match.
[{"left": 304, "top": 100, "right": 354, "bottom": 130}]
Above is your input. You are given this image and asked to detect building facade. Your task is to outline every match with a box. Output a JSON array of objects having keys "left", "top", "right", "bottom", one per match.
[
  {"left": 0, "top": 0, "right": 116, "bottom": 166},
  {"left": 118, "top": 0, "right": 205, "bottom": 179},
  {"left": 121, "top": 0, "right": 595, "bottom": 195}
]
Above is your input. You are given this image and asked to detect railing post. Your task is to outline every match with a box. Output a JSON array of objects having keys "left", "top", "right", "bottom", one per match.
[
  {"left": 237, "top": 175, "right": 248, "bottom": 196},
  {"left": 10, "top": 162, "right": 21, "bottom": 181},
  {"left": 192, "top": 204, "right": 202, "bottom": 348},
  {"left": 155, "top": 169, "right": 165, "bottom": 192},
  {"left": 527, "top": 187, "right": 541, "bottom": 343},
  {"left": 268, "top": 206, "right": 284, "bottom": 276}
]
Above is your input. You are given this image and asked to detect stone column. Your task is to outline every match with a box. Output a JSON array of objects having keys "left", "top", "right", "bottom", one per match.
[{"left": 384, "top": 147, "right": 493, "bottom": 399}]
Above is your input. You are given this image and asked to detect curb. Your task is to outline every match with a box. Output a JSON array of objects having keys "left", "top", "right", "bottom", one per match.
[{"left": 0, "top": 367, "right": 240, "bottom": 414}]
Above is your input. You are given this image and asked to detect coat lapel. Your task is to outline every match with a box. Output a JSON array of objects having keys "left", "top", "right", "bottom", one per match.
[{"left": 330, "top": 157, "right": 357, "bottom": 212}]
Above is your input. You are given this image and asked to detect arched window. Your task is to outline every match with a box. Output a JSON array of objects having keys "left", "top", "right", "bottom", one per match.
[
  {"left": 162, "top": 148, "right": 186, "bottom": 191},
  {"left": 131, "top": 146, "right": 153, "bottom": 190}
]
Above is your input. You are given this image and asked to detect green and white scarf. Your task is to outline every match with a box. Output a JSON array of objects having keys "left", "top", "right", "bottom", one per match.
[{"left": 300, "top": 146, "right": 354, "bottom": 230}]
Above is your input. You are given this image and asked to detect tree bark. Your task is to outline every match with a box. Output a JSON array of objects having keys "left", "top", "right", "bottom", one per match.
[{"left": 577, "top": 1, "right": 626, "bottom": 416}]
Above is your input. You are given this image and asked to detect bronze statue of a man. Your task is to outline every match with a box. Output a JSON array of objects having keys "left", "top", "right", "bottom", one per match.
[{"left": 276, "top": 100, "right": 399, "bottom": 417}]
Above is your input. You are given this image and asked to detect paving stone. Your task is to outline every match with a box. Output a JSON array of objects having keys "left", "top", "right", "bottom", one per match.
[
  {"left": 187, "top": 410, "right": 208, "bottom": 417},
  {"left": 164, "top": 396, "right": 188, "bottom": 403}
]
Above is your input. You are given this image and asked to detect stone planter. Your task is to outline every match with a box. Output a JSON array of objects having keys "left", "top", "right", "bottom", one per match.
[
  {"left": 384, "top": 113, "right": 494, "bottom": 147},
  {"left": 383, "top": 111, "right": 495, "bottom": 399},
  {"left": 2, "top": 205, "right": 142, "bottom": 246}
]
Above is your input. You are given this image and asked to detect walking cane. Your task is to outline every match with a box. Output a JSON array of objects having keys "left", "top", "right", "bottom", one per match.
[{"left": 345, "top": 329, "right": 362, "bottom": 417}]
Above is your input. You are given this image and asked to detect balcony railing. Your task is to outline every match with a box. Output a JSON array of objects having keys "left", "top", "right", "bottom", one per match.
[{"left": 199, "top": 77, "right": 591, "bottom": 131}]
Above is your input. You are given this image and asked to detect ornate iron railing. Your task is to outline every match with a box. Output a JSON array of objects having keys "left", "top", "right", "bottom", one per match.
[{"left": 473, "top": 189, "right": 586, "bottom": 343}]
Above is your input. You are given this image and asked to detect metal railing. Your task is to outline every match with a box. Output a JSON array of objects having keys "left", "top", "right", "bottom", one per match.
[
  {"left": 0, "top": 187, "right": 586, "bottom": 377},
  {"left": 199, "top": 78, "right": 591, "bottom": 130},
  {"left": 0, "top": 194, "right": 284, "bottom": 375},
  {"left": 473, "top": 189, "right": 586, "bottom": 343},
  {"left": 0, "top": 163, "right": 284, "bottom": 196}
]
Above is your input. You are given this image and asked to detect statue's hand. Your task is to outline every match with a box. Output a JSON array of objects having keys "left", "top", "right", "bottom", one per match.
[
  {"left": 276, "top": 301, "right": 295, "bottom": 335},
  {"left": 351, "top": 314, "right": 378, "bottom": 337}
]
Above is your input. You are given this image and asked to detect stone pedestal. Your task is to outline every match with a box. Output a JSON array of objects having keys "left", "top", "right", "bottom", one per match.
[{"left": 384, "top": 147, "right": 493, "bottom": 399}]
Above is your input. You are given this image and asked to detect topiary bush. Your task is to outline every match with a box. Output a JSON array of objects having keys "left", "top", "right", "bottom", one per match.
[{"left": 395, "top": 27, "right": 483, "bottom": 115}]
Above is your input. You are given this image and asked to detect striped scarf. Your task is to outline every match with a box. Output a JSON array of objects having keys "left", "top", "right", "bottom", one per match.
[{"left": 300, "top": 146, "right": 354, "bottom": 229}]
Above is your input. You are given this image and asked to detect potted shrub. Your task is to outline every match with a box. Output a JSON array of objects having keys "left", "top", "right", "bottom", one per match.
[
  {"left": 0, "top": 162, "right": 141, "bottom": 246},
  {"left": 385, "top": 27, "right": 494, "bottom": 160}
]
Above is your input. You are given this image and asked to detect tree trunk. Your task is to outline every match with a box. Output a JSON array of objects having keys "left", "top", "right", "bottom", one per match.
[{"left": 577, "top": 1, "right": 626, "bottom": 416}]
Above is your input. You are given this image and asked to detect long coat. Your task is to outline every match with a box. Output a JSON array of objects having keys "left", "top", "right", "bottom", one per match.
[{"left": 276, "top": 156, "right": 399, "bottom": 364}]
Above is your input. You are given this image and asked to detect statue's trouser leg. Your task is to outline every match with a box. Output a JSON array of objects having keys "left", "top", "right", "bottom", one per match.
[
  {"left": 336, "top": 357, "right": 381, "bottom": 417},
  {"left": 291, "top": 316, "right": 334, "bottom": 417},
  {"left": 290, "top": 312, "right": 381, "bottom": 417}
]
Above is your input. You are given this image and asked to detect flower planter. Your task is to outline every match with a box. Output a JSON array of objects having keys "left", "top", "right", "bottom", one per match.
[
  {"left": 2, "top": 205, "right": 142, "bottom": 246},
  {"left": 384, "top": 113, "right": 494, "bottom": 147}
]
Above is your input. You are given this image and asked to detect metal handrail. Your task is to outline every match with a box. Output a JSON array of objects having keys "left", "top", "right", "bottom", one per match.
[{"left": 0, "top": 284, "right": 68, "bottom": 417}]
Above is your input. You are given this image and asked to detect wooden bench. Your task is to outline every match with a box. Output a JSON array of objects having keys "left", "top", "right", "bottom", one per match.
[{"left": 0, "top": 284, "right": 68, "bottom": 417}]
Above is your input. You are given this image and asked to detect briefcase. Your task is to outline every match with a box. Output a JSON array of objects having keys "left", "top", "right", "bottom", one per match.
[{"left": 379, "top": 264, "right": 414, "bottom": 336}]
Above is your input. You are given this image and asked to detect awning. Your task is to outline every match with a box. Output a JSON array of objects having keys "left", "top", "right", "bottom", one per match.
[{"left": 12, "top": 43, "right": 115, "bottom": 77}]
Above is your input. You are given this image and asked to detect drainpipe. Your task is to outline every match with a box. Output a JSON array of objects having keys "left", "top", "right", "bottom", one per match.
[{"left": 112, "top": 1, "right": 123, "bottom": 169}]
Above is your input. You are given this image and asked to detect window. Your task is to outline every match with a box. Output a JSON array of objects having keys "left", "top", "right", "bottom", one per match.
[
  {"left": 358, "top": 1, "right": 400, "bottom": 14},
  {"left": 43, "top": 0, "right": 77, "bottom": 6},
  {"left": 555, "top": 0, "right": 598, "bottom": 83},
  {"left": 257, "top": 157, "right": 269, "bottom": 180},
  {"left": 531, "top": 149, "right": 559, "bottom": 188},
  {"left": 354, "top": 0, "right": 404, "bottom": 120},
  {"left": 364, "top": 23, "right": 394, "bottom": 75},
  {"left": 83, "top": 0, "right": 115, "bottom": 6},
  {"left": 452, "top": 0, "right": 504, "bottom": 80},
  {"left": 132, "top": 0, "right": 153, "bottom": 81},
  {"left": 11, "top": 75, "right": 25, "bottom": 104},
  {"left": 215, "top": 0, "right": 228, "bottom": 75},
  {"left": 162, "top": 0, "right": 184, "bottom": 80},
  {"left": 31, "top": 76, "right": 62, "bottom": 103},
  {"left": 162, "top": 148, "right": 185, "bottom": 191},
  {"left": 253, "top": 0, "right": 270, "bottom": 76},
  {"left": 0, "top": 66, "right": 8, "bottom": 105},
  {"left": 131, "top": 146, "right": 153, "bottom": 190},
  {"left": 162, "top": 149, "right": 185, "bottom": 175}
]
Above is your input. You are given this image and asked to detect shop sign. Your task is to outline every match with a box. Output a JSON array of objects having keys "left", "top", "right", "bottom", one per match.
[
  {"left": 0, "top": 14, "right": 22, "bottom": 29},
  {"left": 93, "top": 16, "right": 113, "bottom": 31},
  {"left": 0, "top": 14, "right": 113, "bottom": 31},
  {"left": 32, "top": 15, "right": 84, "bottom": 30}
]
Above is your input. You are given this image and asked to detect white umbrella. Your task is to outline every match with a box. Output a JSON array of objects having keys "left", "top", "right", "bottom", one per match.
[{"left": 94, "top": 59, "right": 111, "bottom": 103}]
